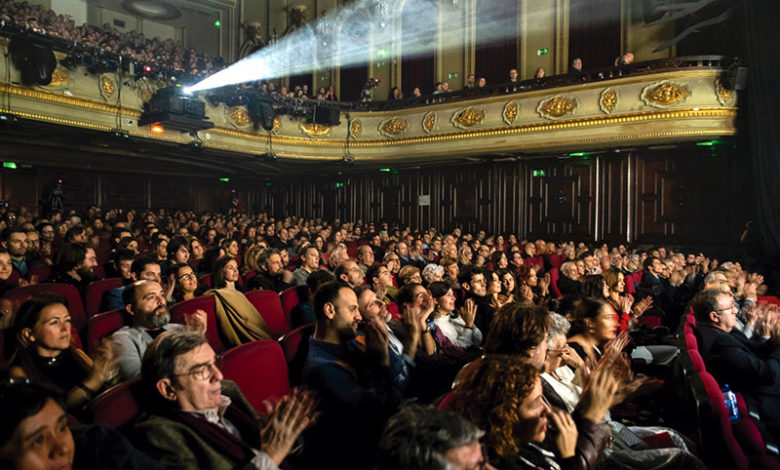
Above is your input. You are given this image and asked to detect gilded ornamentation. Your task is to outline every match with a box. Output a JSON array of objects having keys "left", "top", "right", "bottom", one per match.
[
  {"left": 47, "top": 67, "right": 71, "bottom": 87},
  {"left": 714, "top": 78, "right": 734, "bottom": 106},
  {"left": 99, "top": 74, "right": 116, "bottom": 99},
  {"left": 273, "top": 117, "right": 281, "bottom": 133},
  {"left": 640, "top": 80, "right": 690, "bottom": 108},
  {"left": 536, "top": 96, "right": 577, "bottom": 120},
  {"left": 599, "top": 88, "right": 617, "bottom": 114},
  {"left": 137, "top": 80, "right": 155, "bottom": 102},
  {"left": 451, "top": 107, "right": 485, "bottom": 129},
  {"left": 422, "top": 112, "right": 437, "bottom": 134},
  {"left": 226, "top": 106, "right": 251, "bottom": 127},
  {"left": 350, "top": 119, "right": 362, "bottom": 139},
  {"left": 502, "top": 101, "right": 518, "bottom": 125},
  {"left": 378, "top": 117, "right": 408, "bottom": 137},
  {"left": 300, "top": 121, "right": 332, "bottom": 137}
]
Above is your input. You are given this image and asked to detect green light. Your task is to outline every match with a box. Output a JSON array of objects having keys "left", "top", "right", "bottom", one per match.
[
  {"left": 377, "top": 49, "right": 387, "bottom": 57},
  {"left": 336, "top": 182, "right": 345, "bottom": 189},
  {"left": 3, "top": 162, "right": 17, "bottom": 169},
  {"left": 265, "top": 181, "right": 272, "bottom": 187},
  {"left": 219, "top": 177, "right": 229, "bottom": 182},
  {"left": 696, "top": 140, "right": 723, "bottom": 147},
  {"left": 537, "top": 48, "right": 549, "bottom": 56},
  {"left": 379, "top": 168, "right": 391, "bottom": 172},
  {"left": 448, "top": 72, "right": 458, "bottom": 79},
  {"left": 532, "top": 169, "right": 546, "bottom": 177},
  {"left": 568, "top": 152, "right": 588, "bottom": 157},
  {"left": 213, "top": 20, "right": 221, "bottom": 28}
]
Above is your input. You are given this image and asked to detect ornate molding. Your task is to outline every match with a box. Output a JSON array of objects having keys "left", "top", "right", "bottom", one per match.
[
  {"left": 99, "top": 74, "right": 116, "bottom": 100},
  {"left": 299, "top": 122, "right": 332, "bottom": 137},
  {"left": 226, "top": 106, "right": 251, "bottom": 128},
  {"left": 378, "top": 117, "right": 408, "bottom": 137},
  {"left": 714, "top": 78, "right": 735, "bottom": 106},
  {"left": 640, "top": 80, "right": 690, "bottom": 108},
  {"left": 599, "top": 88, "right": 617, "bottom": 114},
  {"left": 349, "top": 118, "right": 362, "bottom": 139},
  {"left": 451, "top": 107, "right": 485, "bottom": 129},
  {"left": 47, "top": 67, "right": 71, "bottom": 88},
  {"left": 502, "top": 101, "right": 518, "bottom": 125},
  {"left": 273, "top": 116, "right": 281, "bottom": 133},
  {"left": 422, "top": 112, "right": 437, "bottom": 134},
  {"left": 536, "top": 96, "right": 578, "bottom": 120}
]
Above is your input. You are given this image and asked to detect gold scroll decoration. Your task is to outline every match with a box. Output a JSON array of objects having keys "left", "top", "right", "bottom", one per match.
[
  {"left": 714, "top": 78, "right": 735, "bottom": 106},
  {"left": 599, "top": 88, "right": 617, "bottom": 114},
  {"left": 378, "top": 117, "right": 408, "bottom": 138},
  {"left": 136, "top": 80, "right": 156, "bottom": 102},
  {"left": 99, "top": 74, "right": 116, "bottom": 100},
  {"left": 350, "top": 118, "right": 362, "bottom": 139},
  {"left": 451, "top": 107, "right": 485, "bottom": 129},
  {"left": 502, "top": 101, "right": 518, "bottom": 125},
  {"left": 536, "top": 96, "right": 578, "bottom": 120},
  {"left": 226, "top": 106, "right": 251, "bottom": 127},
  {"left": 273, "top": 116, "right": 281, "bottom": 133},
  {"left": 47, "top": 67, "right": 71, "bottom": 88},
  {"left": 299, "top": 121, "right": 332, "bottom": 137},
  {"left": 422, "top": 112, "right": 437, "bottom": 134},
  {"left": 640, "top": 80, "right": 690, "bottom": 108}
]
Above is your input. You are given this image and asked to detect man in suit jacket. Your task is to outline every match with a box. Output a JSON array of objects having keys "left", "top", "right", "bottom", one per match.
[
  {"left": 557, "top": 262, "right": 583, "bottom": 296},
  {"left": 132, "top": 331, "right": 315, "bottom": 470},
  {"left": 693, "top": 289, "right": 780, "bottom": 422}
]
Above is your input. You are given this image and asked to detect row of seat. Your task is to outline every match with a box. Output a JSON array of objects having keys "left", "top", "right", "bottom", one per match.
[{"left": 677, "top": 309, "right": 780, "bottom": 470}]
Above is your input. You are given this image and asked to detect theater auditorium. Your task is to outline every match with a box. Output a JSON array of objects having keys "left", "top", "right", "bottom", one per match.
[{"left": 0, "top": 0, "right": 779, "bottom": 468}]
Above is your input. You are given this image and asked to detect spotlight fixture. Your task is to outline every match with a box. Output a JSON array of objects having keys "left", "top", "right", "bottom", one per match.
[
  {"left": 139, "top": 86, "right": 214, "bottom": 133},
  {"left": 341, "top": 154, "right": 354, "bottom": 165}
]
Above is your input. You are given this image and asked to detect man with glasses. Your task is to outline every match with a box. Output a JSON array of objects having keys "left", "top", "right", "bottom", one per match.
[
  {"left": 133, "top": 331, "right": 315, "bottom": 469},
  {"left": 693, "top": 289, "right": 780, "bottom": 422},
  {"left": 112, "top": 280, "right": 206, "bottom": 380}
]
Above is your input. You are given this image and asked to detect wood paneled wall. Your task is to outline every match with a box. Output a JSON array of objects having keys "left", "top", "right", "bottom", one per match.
[{"left": 0, "top": 146, "right": 748, "bottom": 247}]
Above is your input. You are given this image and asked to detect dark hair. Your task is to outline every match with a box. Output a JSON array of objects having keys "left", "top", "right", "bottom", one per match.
[
  {"left": 643, "top": 256, "right": 659, "bottom": 271},
  {"left": 457, "top": 265, "right": 482, "bottom": 287},
  {"left": 257, "top": 248, "right": 280, "bottom": 270},
  {"left": 485, "top": 302, "right": 549, "bottom": 356},
  {"left": 0, "top": 380, "right": 66, "bottom": 450},
  {"left": 313, "top": 281, "right": 351, "bottom": 321},
  {"left": 306, "top": 269, "right": 335, "bottom": 293},
  {"left": 113, "top": 248, "right": 136, "bottom": 263},
  {"left": 55, "top": 242, "right": 90, "bottom": 271},
  {"left": 199, "top": 246, "right": 223, "bottom": 274},
  {"left": 396, "top": 283, "right": 423, "bottom": 309},
  {"left": 141, "top": 331, "right": 208, "bottom": 410},
  {"left": 150, "top": 237, "right": 167, "bottom": 259},
  {"left": 131, "top": 258, "right": 158, "bottom": 277},
  {"left": 428, "top": 281, "right": 451, "bottom": 299},
  {"left": 691, "top": 289, "right": 731, "bottom": 324},
  {"left": 64, "top": 224, "right": 86, "bottom": 242},
  {"left": 9, "top": 295, "right": 72, "bottom": 381},
  {"left": 490, "top": 250, "right": 505, "bottom": 267},
  {"left": 377, "top": 404, "right": 484, "bottom": 470},
  {"left": 569, "top": 297, "right": 607, "bottom": 335},
  {"left": 2, "top": 225, "right": 27, "bottom": 243},
  {"left": 365, "top": 264, "right": 383, "bottom": 287},
  {"left": 211, "top": 255, "right": 236, "bottom": 288},
  {"left": 581, "top": 275, "right": 606, "bottom": 298},
  {"left": 166, "top": 235, "right": 190, "bottom": 260}
]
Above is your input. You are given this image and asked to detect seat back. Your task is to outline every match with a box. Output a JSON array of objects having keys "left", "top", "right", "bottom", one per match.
[
  {"left": 86, "top": 309, "right": 128, "bottom": 356},
  {"left": 4, "top": 283, "right": 86, "bottom": 333},
  {"left": 84, "top": 278, "right": 124, "bottom": 318},
  {"left": 698, "top": 371, "right": 749, "bottom": 470},
  {"left": 386, "top": 302, "right": 401, "bottom": 320},
  {"left": 436, "top": 390, "right": 457, "bottom": 411},
  {"left": 548, "top": 268, "right": 562, "bottom": 298},
  {"left": 89, "top": 378, "right": 142, "bottom": 429},
  {"left": 244, "top": 290, "right": 291, "bottom": 339},
  {"left": 243, "top": 269, "right": 258, "bottom": 284},
  {"left": 688, "top": 349, "right": 706, "bottom": 373},
  {"left": 280, "top": 285, "right": 308, "bottom": 326},
  {"left": 222, "top": 339, "right": 290, "bottom": 414},
  {"left": 200, "top": 273, "right": 213, "bottom": 288},
  {"left": 169, "top": 296, "right": 225, "bottom": 353},
  {"left": 279, "top": 323, "right": 315, "bottom": 386},
  {"left": 27, "top": 264, "right": 52, "bottom": 283}
]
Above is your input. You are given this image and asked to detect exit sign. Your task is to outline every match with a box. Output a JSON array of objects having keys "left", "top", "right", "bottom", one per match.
[
  {"left": 536, "top": 48, "right": 549, "bottom": 56},
  {"left": 448, "top": 72, "right": 459, "bottom": 79},
  {"left": 532, "top": 169, "right": 546, "bottom": 177}
]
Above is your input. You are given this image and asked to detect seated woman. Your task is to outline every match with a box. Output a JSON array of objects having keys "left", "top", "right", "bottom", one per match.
[
  {"left": 542, "top": 313, "right": 706, "bottom": 470},
  {"left": 449, "top": 354, "right": 613, "bottom": 470},
  {"left": 0, "top": 379, "right": 162, "bottom": 470},
  {"left": 212, "top": 256, "right": 244, "bottom": 292},
  {"left": 429, "top": 281, "right": 483, "bottom": 351},
  {"left": 485, "top": 270, "right": 511, "bottom": 310},
  {"left": 8, "top": 295, "right": 117, "bottom": 410},
  {"left": 496, "top": 268, "right": 516, "bottom": 306},
  {"left": 168, "top": 263, "right": 204, "bottom": 304},
  {"left": 515, "top": 265, "right": 550, "bottom": 305},
  {"left": 0, "top": 248, "right": 17, "bottom": 298},
  {"left": 566, "top": 297, "right": 619, "bottom": 363}
]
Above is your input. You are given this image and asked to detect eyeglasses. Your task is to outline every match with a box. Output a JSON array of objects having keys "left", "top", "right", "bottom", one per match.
[
  {"left": 716, "top": 303, "right": 737, "bottom": 314},
  {"left": 178, "top": 272, "right": 197, "bottom": 281},
  {"left": 173, "top": 355, "right": 223, "bottom": 381}
]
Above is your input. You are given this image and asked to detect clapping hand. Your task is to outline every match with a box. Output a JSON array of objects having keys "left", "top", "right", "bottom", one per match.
[
  {"left": 458, "top": 298, "right": 477, "bottom": 329},
  {"left": 260, "top": 389, "right": 319, "bottom": 465}
]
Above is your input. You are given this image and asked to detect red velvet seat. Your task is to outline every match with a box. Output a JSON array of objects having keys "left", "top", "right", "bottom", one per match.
[
  {"left": 549, "top": 254, "right": 565, "bottom": 269},
  {"left": 548, "top": 268, "right": 562, "bottom": 298},
  {"left": 86, "top": 309, "right": 127, "bottom": 356},
  {"left": 170, "top": 296, "right": 225, "bottom": 353},
  {"left": 27, "top": 264, "right": 52, "bottom": 283},
  {"left": 244, "top": 290, "right": 291, "bottom": 339},
  {"left": 279, "top": 323, "right": 315, "bottom": 386},
  {"left": 89, "top": 378, "right": 141, "bottom": 429},
  {"left": 698, "top": 371, "right": 749, "bottom": 470},
  {"left": 280, "top": 285, "right": 308, "bottom": 326},
  {"left": 684, "top": 323, "right": 699, "bottom": 350},
  {"left": 758, "top": 296, "right": 780, "bottom": 306},
  {"left": 243, "top": 269, "right": 258, "bottom": 284},
  {"left": 385, "top": 302, "right": 401, "bottom": 320},
  {"left": 688, "top": 349, "right": 706, "bottom": 373},
  {"left": 84, "top": 278, "right": 124, "bottom": 318},
  {"left": 222, "top": 339, "right": 290, "bottom": 414},
  {"left": 199, "top": 273, "right": 213, "bottom": 288},
  {"left": 639, "top": 315, "right": 662, "bottom": 329},
  {"left": 436, "top": 390, "right": 457, "bottom": 411},
  {"left": 4, "top": 283, "right": 86, "bottom": 334}
]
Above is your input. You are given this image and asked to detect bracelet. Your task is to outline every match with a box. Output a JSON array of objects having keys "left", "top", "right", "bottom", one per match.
[{"left": 75, "top": 382, "right": 95, "bottom": 398}]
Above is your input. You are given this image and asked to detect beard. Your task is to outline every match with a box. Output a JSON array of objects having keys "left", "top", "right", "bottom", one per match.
[{"left": 140, "top": 308, "right": 171, "bottom": 330}]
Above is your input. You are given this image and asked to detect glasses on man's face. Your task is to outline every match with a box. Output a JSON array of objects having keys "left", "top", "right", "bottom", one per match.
[
  {"left": 716, "top": 303, "right": 737, "bottom": 314},
  {"left": 174, "top": 355, "right": 223, "bottom": 381}
]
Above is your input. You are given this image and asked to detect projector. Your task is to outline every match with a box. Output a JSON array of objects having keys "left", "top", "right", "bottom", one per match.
[{"left": 139, "top": 86, "right": 214, "bottom": 133}]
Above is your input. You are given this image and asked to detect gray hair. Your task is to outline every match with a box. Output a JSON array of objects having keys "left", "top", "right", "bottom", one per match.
[
  {"left": 377, "top": 404, "right": 484, "bottom": 470},
  {"left": 546, "top": 312, "right": 571, "bottom": 348},
  {"left": 141, "top": 331, "right": 208, "bottom": 407},
  {"left": 257, "top": 248, "right": 280, "bottom": 269},
  {"left": 422, "top": 263, "right": 444, "bottom": 283}
]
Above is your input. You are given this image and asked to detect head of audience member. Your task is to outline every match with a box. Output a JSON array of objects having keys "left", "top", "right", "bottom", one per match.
[
  {"left": 356, "top": 286, "right": 391, "bottom": 324},
  {"left": 220, "top": 238, "right": 239, "bottom": 259},
  {"left": 37, "top": 223, "right": 55, "bottom": 243},
  {"left": 534, "top": 67, "right": 545, "bottom": 78},
  {"left": 306, "top": 269, "right": 335, "bottom": 299},
  {"left": 2, "top": 226, "right": 27, "bottom": 261},
  {"left": 602, "top": 267, "right": 625, "bottom": 295},
  {"left": 24, "top": 229, "right": 39, "bottom": 256},
  {"left": 190, "top": 238, "right": 205, "bottom": 260},
  {"left": 570, "top": 297, "right": 617, "bottom": 342},
  {"left": 571, "top": 57, "right": 583, "bottom": 71},
  {"left": 545, "top": 312, "right": 572, "bottom": 374},
  {"left": 299, "top": 245, "right": 320, "bottom": 271},
  {"left": 396, "top": 283, "right": 429, "bottom": 317},
  {"left": 141, "top": 331, "right": 222, "bottom": 413},
  {"left": 258, "top": 248, "right": 284, "bottom": 277},
  {"left": 313, "top": 281, "right": 361, "bottom": 343},
  {"left": 515, "top": 264, "right": 539, "bottom": 289},
  {"left": 112, "top": 248, "right": 136, "bottom": 280},
  {"left": 508, "top": 68, "right": 518, "bottom": 81},
  {"left": 212, "top": 255, "right": 240, "bottom": 289},
  {"left": 116, "top": 236, "right": 138, "bottom": 255},
  {"left": 449, "top": 355, "right": 546, "bottom": 463},
  {"left": 11, "top": 295, "right": 73, "bottom": 367},
  {"left": 422, "top": 263, "right": 444, "bottom": 284},
  {"left": 64, "top": 225, "right": 87, "bottom": 244},
  {"left": 398, "top": 265, "right": 422, "bottom": 286},
  {"left": 377, "top": 404, "right": 494, "bottom": 470},
  {"left": 56, "top": 242, "right": 97, "bottom": 276},
  {"left": 581, "top": 274, "right": 608, "bottom": 299},
  {"left": 485, "top": 302, "right": 549, "bottom": 369},
  {"left": 383, "top": 252, "right": 401, "bottom": 274},
  {"left": 0, "top": 381, "right": 75, "bottom": 470},
  {"left": 477, "top": 77, "right": 486, "bottom": 87},
  {"left": 172, "top": 263, "right": 199, "bottom": 299},
  {"left": 457, "top": 246, "right": 473, "bottom": 266},
  {"left": 328, "top": 244, "right": 349, "bottom": 269},
  {"left": 131, "top": 258, "right": 162, "bottom": 283},
  {"left": 335, "top": 260, "right": 364, "bottom": 289},
  {"left": 703, "top": 271, "right": 729, "bottom": 291},
  {"left": 489, "top": 251, "right": 507, "bottom": 270},
  {"left": 150, "top": 237, "right": 168, "bottom": 262},
  {"left": 643, "top": 256, "right": 663, "bottom": 277},
  {"left": 123, "top": 280, "right": 170, "bottom": 330},
  {"left": 692, "top": 289, "right": 737, "bottom": 332},
  {"left": 366, "top": 264, "right": 392, "bottom": 294},
  {"left": 357, "top": 245, "right": 374, "bottom": 268},
  {"left": 429, "top": 281, "right": 456, "bottom": 316},
  {"left": 458, "top": 265, "right": 487, "bottom": 297},
  {"left": 166, "top": 235, "right": 191, "bottom": 264},
  {"left": 0, "top": 248, "right": 13, "bottom": 282},
  {"left": 560, "top": 261, "right": 578, "bottom": 281}
]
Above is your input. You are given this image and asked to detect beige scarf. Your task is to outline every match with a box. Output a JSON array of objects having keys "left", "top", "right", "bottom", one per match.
[{"left": 205, "top": 288, "right": 272, "bottom": 347}]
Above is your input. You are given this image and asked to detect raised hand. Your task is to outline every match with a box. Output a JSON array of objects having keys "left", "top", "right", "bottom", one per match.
[
  {"left": 260, "top": 389, "right": 319, "bottom": 465},
  {"left": 459, "top": 298, "right": 477, "bottom": 329},
  {"left": 185, "top": 309, "right": 208, "bottom": 334},
  {"left": 619, "top": 295, "right": 633, "bottom": 315},
  {"left": 577, "top": 361, "right": 620, "bottom": 423},
  {"left": 602, "top": 330, "right": 630, "bottom": 365},
  {"left": 550, "top": 408, "right": 578, "bottom": 458},
  {"left": 363, "top": 318, "right": 390, "bottom": 367},
  {"left": 539, "top": 273, "right": 551, "bottom": 296},
  {"left": 632, "top": 296, "right": 653, "bottom": 318}
]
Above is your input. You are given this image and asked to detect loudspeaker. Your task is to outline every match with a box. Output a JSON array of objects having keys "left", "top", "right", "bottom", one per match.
[
  {"left": 311, "top": 106, "right": 340, "bottom": 126},
  {"left": 248, "top": 99, "right": 275, "bottom": 131},
  {"left": 10, "top": 33, "right": 56, "bottom": 86}
]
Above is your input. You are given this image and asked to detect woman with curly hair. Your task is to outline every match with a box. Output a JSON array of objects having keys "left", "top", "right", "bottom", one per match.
[
  {"left": 448, "top": 355, "right": 583, "bottom": 470},
  {"left": 515, "top": 264, "right": 550, "bottom": 304}
]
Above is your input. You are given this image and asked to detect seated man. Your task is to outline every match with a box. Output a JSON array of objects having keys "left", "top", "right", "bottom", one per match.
[
  {"left": 50, "top": 242, "right": 99, "bottom": 296},
  {"left": 133, "top": 331, "right": 315, "bottom": 470},
  {"left": 557, "top": 261, "right": 583, "bottom": 296},
  {"left": 457, "top": 265, "right": 494, "bottom": 334},
  {"left": 112, "top": 280, "right": 205, "bottom": 380},
  {"left": 377, "top": 404, "right": 495, "bottom": 470},
  {"left": 248, "top": 248, "right": 292, "bottom": 292},
  {"left": 693, "top": 289, "right": 780, "bottom": 422},
  {"left": 302, "top": 281, "right": 407, "bottom": 469},
  {"left": 292, "top": 244, "right": 320, "bottom": 286},
  {"left": 334, "top": 259, "right": 364, "bottom": 289},
  {"left": 102, "top": 257, "right": 161, "bottom": 312}
]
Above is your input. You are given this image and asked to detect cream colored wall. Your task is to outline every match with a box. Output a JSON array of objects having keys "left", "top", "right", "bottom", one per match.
[
  {"left": 621, "top": 0, "right": 676, "bottom": 61},
  {"left": 519, "top": 0, "right": 558, "bottom": 79},
  {"left": 50, "top": 0, "right": 87, "bottom": 25}
]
